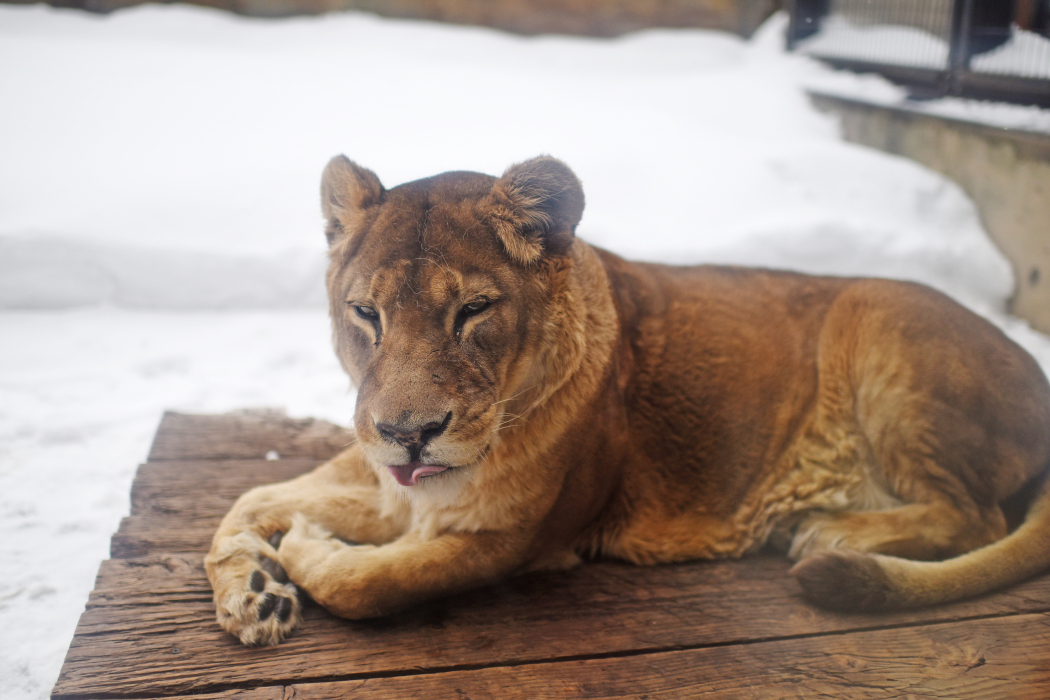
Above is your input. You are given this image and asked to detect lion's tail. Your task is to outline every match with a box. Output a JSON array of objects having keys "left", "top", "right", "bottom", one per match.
[{"left": 790, "top": 475, "right": 1050, "bottom": 611}]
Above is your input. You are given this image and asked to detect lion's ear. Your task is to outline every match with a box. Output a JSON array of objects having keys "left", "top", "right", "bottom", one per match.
[
  {"left": 320, "top": 155, "right": 385, "bottom": 246},
  {"left": 488, "top": 156, "right": 585, "bottom": 265}
]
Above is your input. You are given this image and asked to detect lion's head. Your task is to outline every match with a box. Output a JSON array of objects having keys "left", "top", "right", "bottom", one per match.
[{"left": 321, "top": 156, "right": 586, "bottom": 493}]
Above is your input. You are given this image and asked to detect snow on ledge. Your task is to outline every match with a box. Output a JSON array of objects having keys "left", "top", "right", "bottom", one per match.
[{"left": 804, "top": 71, "right": 1050, "bottom": 136}]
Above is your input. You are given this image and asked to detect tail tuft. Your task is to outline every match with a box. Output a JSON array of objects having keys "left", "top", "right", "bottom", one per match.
[{"left": 790, "top": 551, "right": 896, "bottom": 612}]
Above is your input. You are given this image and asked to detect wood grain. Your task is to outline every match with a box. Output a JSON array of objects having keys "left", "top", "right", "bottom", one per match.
[
  {"left": 147, "top": 410, "right": 354, "bottom": 462},
  {"left": 53, "top": 553, "right": 1050, "bottom": 697},
  {"left": 112, "top": 458, "right": 321, "bottom": 557},
  {"left": 129, "top": 459, "right": 320, "bottom": 516},
  {"left": 287, "top": 613, "right": 1050, "bottom": 699},
  {"left": 110, "top": 518, "right": 219, "bottom": 558},
  {"left": 98, "top": 690, "right": 285, "bottom": 700}
]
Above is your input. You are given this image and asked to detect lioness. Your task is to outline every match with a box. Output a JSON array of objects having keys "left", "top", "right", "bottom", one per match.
[{"left": 206, "top": 156, "right": 1050, "bottom": 646}]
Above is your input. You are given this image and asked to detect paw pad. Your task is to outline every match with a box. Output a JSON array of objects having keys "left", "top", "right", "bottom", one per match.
[
  {"left": 257, "top": 592, "right": 278, "bottom": 620},
  {"left": 275, "top": 595, "right": 294, "bottom": 622},
  {"left": 246, "top": 552, "right": 296, "bottom": 626}
]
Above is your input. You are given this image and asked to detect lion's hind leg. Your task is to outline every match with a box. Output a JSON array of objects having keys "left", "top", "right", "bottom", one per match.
[
  {"left": 788, "top": 500, "right": 1005, "bottom": 562},
  {"left": 787, "top": 500, "right": 1009, "bottom": 612},
  {"left": 785, "top": 279, "right": 1050, "bottom": 611},
  {"left": 784, "top": 406, "right": 1010, "bottom": 612}
]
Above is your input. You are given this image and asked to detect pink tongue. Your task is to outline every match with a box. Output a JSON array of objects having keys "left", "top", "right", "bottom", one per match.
[{"left": 387, "top": 462, "right": 449, "bottom": 486}]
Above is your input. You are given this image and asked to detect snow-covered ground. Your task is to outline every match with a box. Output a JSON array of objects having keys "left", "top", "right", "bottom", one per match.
[{"left": 2, "top": 6, "right": 1049, "bottom": 699}]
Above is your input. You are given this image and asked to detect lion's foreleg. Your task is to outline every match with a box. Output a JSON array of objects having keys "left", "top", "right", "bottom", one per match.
[
  {"left": 276, "top": 516, "right": 527, "bottom": 620},
  {"left": 205, "top": 448, "right": 408, "bottom": 646}
]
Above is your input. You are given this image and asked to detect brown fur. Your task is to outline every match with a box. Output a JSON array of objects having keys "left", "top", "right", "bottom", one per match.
[{"left": 205, "top": 156, "right": 1050, "bottom": 646}]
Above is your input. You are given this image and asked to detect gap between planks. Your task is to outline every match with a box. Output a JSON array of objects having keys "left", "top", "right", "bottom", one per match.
[{"left": 53, "top": 613, "right": 1050, "bottom": 700}]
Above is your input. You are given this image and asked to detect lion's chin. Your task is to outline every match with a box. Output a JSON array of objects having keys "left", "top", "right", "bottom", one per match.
[{"left": 386, "top": 462, "right": 450, "bottom": 487}]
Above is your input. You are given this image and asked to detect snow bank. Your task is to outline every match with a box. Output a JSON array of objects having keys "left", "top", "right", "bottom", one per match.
[{"left": 0, "top": 236, "right": 327, "bottom": 309}]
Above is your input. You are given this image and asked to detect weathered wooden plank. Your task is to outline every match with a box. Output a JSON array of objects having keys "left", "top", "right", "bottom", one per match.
[
  {"left": 147, "top": 410, "right": 354, "bottom": 462},
  {"left": 114, "top": 459, "right": 315, "bottom": 557},
  {"left": 110, "top": 518, "right": 218, "bottom": 558},
  {"left": 59, "top": 689, "right": 286, "bottom": 700},
  {"left": 287, "top": 613, "right": 1050, "bottom": 699},
  {"left": 53, "top": 553, "right": 1050, "bottom": 697},
  {"left": 113, "top": 458, "right": 321, "bottom": 558},
  {"left": 129, "top": 459, "right": 320, "bottom": 516}
]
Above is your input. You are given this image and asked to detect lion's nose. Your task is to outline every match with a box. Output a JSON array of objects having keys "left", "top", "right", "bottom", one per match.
[{"left": 374, "top": 412, "right": 451, "bottom": 452}]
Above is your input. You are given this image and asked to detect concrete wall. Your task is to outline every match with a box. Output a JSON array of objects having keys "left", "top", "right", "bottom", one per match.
[{"left": 811, "top": 92, "right": 1050, "bottom": 334}]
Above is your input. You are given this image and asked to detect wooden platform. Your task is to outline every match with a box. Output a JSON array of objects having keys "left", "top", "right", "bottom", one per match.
[{"left": 53, "top": 411, "right": 1050, "bottom": 699}]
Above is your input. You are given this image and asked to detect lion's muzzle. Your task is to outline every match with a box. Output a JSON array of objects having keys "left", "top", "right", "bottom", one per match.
[{"left": 374, "top": 411, "right": 452, "bottom": 461}]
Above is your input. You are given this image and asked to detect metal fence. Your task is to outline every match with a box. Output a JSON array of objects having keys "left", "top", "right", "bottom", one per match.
[{"left": 788, "top": 0, "right": 1050, "bottom": 106}]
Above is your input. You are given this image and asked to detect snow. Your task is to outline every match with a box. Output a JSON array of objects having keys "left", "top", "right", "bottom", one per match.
[
  {"left": 1, "top": 6, "right": 1049, "bottom": 699},
  {"left": 796, "top": 15, "right": 1050, "bottom": 79},
  {"left": 801, "top": 45, "right": 1050, "bottom": 135},
  {"left": 804, "top": 65, "right": 1050, "bottom": 135},
  {"left": 972, "top": 26, "right": 1050, "bottom": 79},
  {"left": 796, "top": 15, "right": 950, "bottom": 69},
  {"left": 899, "top": 93, "right": 1050, "bottom": 133},
  {"left": 794, "top": 16, "right": 1050, "bottom": 134}
]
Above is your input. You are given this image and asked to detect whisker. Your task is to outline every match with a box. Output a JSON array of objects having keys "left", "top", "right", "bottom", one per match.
[
  {"left": 490, "top": 388, "right": 531, "bottom": 408},
  {"left": 495, "top": 413, "right": 526, "bottom": 428},
  {"left": 495, "top": 418, "right": 524, "bottom": 432}
]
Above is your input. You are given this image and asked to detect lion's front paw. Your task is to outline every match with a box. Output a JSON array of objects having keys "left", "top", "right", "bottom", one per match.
[
  {"left": 275, "top": 514, "right": 380, "bottom": 608},
  {"left": 208, "top": 532, "right": 302, "bottom": 647},
  {"left": 276, "top": 513, "right": 352, "bottom": 580}
]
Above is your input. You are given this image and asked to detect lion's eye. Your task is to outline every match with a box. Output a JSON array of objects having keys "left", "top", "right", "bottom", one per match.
[
  {"left": 461, "top": 299, "right": 490, "bottom": 317},
  {"left": 353, "top": 305, "right": 379, "bottom": 321},
  {"left": 454, "top": 298, "right": 492, "bottom": 338}
]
